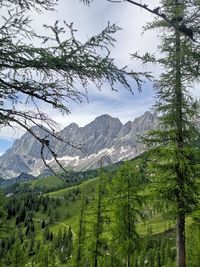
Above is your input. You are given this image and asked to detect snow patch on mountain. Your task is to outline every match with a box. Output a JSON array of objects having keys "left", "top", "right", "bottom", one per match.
[{"left": 0, "top": 111, "right": 158, "bottom": 178}]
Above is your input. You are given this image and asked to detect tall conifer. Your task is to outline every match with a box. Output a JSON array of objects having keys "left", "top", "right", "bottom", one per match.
[
  {"left": 139, "top": 1, "right": 200, "bottom": 266},
  {"left": 111, "top": 162, "right": 144, "bottom": 267}
]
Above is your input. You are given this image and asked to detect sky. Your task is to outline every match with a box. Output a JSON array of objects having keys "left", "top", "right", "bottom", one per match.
[
  {"left": 34, "top": 0, "right": 160, "bottom": 128},
  {"left": 0, "top": 139, "right": 14, "bottom": 156},
  {"left": 0, "top": 0, "right": 158, "bottom": 141},
  {"left": 0, "top": 0, "right": 199, "bottom": 153}
]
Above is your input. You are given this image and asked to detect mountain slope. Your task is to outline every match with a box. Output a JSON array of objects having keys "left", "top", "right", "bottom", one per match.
[{"left": 0, "top": 111, "right": 158, "bottom": 178}]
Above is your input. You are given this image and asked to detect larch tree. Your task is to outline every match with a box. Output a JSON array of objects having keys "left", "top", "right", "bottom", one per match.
[
  {"left": 80, "top": 1, "right": 200, "bottom": 266},
  {"left": 0, "top": 0, "right": 148, "bottom": 173},
  {"left": 93, "top": 166, "right": 108, "bottom": 267},
  {"left": 137, "top": 1, "right": 200, "bottom": 267},
  {"left": 75, "top": 191, "right": 86, "bottom": 267},
  {"left": 111, "top": 162, "right": 144, "bottom": 267}
]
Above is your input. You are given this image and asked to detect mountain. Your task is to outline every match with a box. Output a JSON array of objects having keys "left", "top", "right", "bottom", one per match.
[{"left": 0, "top": 111, "right": 158, "bottom": 178}]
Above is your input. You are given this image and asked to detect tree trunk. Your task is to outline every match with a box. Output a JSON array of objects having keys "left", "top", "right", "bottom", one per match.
[
  {"left": 127, "top": 176, "right": 131, "bottom": 267},
  {"left": 174, "top": 0, "right": 186, "bottom": 265},
  {"left": 177, "top": 213, "right": 186, "bottom": 267},
  {"left": 76, "top": 197, "right": 85, "bottom": 267},
  {"left": 94, "top": 167, "right": 103, "bottom": 267}
]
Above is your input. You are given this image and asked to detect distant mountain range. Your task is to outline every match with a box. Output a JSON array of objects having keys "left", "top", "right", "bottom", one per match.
[{"left": 0, "top": 111, "right": 158, "bottom": 179}]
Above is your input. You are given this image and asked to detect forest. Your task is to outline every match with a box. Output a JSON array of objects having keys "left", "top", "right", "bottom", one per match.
[
  {"left": 0, "top": 0, "right": 200, "bottom": 267},
  {"left": 0, "top": 157, "right": 200, "bottom": 266}
]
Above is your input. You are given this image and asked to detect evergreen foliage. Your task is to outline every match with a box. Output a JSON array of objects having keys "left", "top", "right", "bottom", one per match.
[
  {"left": 0, "top": 162, "right": 200, "bottom": 266},
  {"left": 74, "top": 186, "right": 87, "bottom": 267},
  {"left": 111, "top": 162, "right": 145, "bottom": 267},
  {"left": 1, "top": 1, "right": 200, "bottom": 265},
  {"left": 0, "top": 190, "right": 6, "bottom": 226},
  {"left": 93, "top": 167, "right": 107, "bottom": 267},
  {"left": 135, "top": 1, "right": 200, "bottom": 266}
]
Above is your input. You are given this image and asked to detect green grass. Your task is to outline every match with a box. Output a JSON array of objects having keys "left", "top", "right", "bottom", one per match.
[
  {"left": 45, "top": 177, "right": 100, "bottom": 235},
  {"left": 48, "top": 177, "right": 98, "bottom": 197},
  {"left": 29, "top": 175, "right": 66, "bottom": 189}
]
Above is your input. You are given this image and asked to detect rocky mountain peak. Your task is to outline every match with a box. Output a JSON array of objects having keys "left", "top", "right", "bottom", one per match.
[
  {"left": 0, "top": 111, "right": 158, "bottom": 178},
  {"left": 64, "top": 122, "right": 79, "bottom": 130},
  {"left": 88, "top": 114, "right": 122, "bottom": 128}
]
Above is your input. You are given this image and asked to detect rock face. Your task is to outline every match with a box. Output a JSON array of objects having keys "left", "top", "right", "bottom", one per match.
[{"left": 0, "top": 111, "right": 158, "bottom": 178}]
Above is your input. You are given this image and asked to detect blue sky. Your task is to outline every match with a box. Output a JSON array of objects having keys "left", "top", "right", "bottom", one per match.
[
  {"left": 3, "top": 0, "right": 200, "bottom": 153},
  {"left": 0, "top": 139, "right": 14, "bottom": 155}
]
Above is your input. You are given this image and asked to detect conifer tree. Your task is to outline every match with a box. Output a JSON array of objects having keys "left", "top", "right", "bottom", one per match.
[
  {"left": 111, "top": 162, "right": 144, "bottom": 267},
  {"left": 77, "top": 5, "right": 199, "bottom": 264},
  {"left": 0, "top": 190, "right": 6, "bottom": 227},
  {"left": 93, "top": 167, "right": 106, "bottom": 267},
  {"left": 77, "top": 166, "right": 109, "bottom": 266},
  {"left": 136, "top": 1, "right": 200, "bottom": 266},
  {"left": 67, "top": 226, "right": 73, "bottom": 258},
  {"left": 75, "top": 187, "right": 87, "bottom": 267}
]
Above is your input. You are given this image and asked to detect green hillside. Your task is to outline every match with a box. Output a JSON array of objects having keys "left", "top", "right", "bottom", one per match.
[
  {"left": 0, "top": 158, "right": 200, "bottom": 267},
  {"left": 30, "top": 175, "right": 66, "bottom": 189}
]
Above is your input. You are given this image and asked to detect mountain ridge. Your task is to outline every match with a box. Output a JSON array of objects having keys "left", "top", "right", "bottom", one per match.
[{"left": 0, "top": 111, "right": 158, "bottom": 179}]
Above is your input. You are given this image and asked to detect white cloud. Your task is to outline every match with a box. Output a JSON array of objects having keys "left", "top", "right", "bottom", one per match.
[
  {"left": 0, "top": 0, "right": 161, "bottom": 142},
  {"left": 41, "top": 81, "right": 154, "bottom": 127},
  {"left": 0, "top": 125, "right": 24, "bottom": 140}
]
